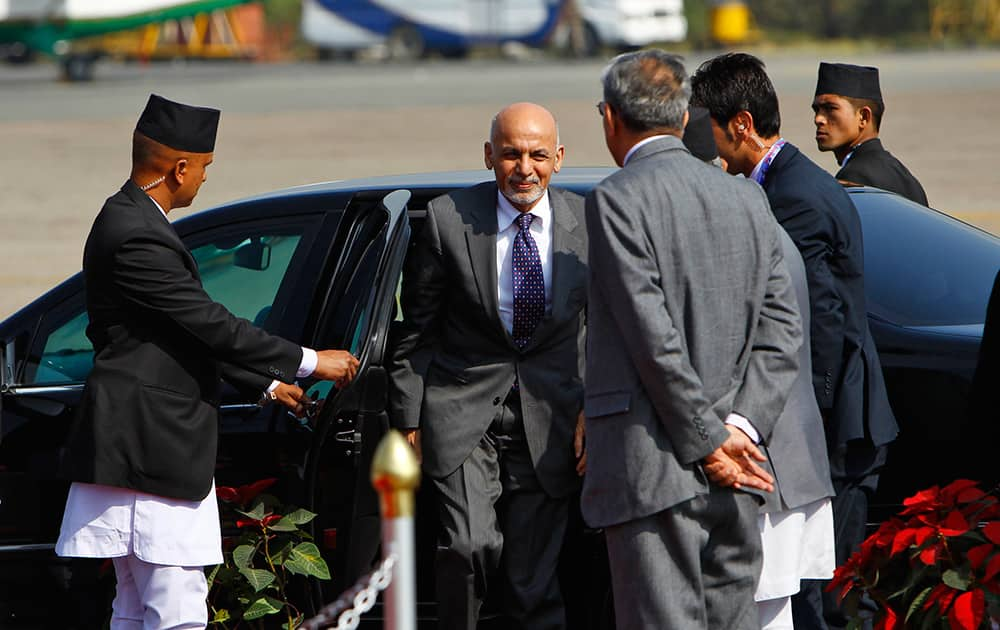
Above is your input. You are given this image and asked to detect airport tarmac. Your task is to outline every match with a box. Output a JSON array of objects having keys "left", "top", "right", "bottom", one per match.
[{"left": 0, "top": 48, "right": 997, "bottom": 318}]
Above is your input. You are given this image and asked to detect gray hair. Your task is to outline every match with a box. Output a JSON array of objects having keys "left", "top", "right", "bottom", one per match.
[{"left": 601, "top": 50, "right": 690, "bottom": 132}]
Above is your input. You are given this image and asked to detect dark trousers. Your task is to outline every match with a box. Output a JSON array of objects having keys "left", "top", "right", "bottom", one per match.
[
  {"left": 792, "top": 441, "right": 887, "bottom": 630},
  {"left": 605, "top": 486, "right": 762, "bottom": 630},
  {"left": 430, "top": 393, "right": 569, "bottom": 630}
]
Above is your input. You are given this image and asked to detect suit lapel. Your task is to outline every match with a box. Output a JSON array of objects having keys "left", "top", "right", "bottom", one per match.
[
  {"left": 121, "top": 180, "right": 201, "bottom": 280},
  {"left": 547, "top": 190, "right": 584, "bottom": 323},
  {"left": 522, "top": 189, "right": 584, "bottom": 351},
  {"left": 463, "top": 184, "right": 507, "bottom": 339}
]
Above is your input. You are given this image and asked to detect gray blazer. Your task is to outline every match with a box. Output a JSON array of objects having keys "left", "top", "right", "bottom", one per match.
[
  {"left": 581, "top": 136, "right": 803, "bottom": 528},
  {"left": 387, "top": 181, "right": 587, "bottom": 498},
  {"left": 759, "top": 230, "right": 836, "bottom": 513}
]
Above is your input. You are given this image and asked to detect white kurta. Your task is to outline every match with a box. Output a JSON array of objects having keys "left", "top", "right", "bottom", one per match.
[
  {"left": 56, "top": 481, "right": 223, "bottom": 567},
  {"left": 755, "top": 496, "right": 835, "bottom": 601}
]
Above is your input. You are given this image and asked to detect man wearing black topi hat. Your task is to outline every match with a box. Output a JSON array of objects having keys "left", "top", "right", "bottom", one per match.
[
  {"left": 813, "top": 62, "right": 928, "bottom": 206},
  {"left": 55, "top": 94, "right": 359, "bottom": 628}
]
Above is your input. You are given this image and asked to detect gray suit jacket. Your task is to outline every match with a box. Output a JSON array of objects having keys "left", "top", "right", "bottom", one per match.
[
  {"left": 387, "top": 182, "right": 587, "bottom": 498},
  {"left": 759, "top": 230, "right": 836, "bottom": 513},
  {"left": 581, "top": 136, "right": 803, "bottom": 528}
]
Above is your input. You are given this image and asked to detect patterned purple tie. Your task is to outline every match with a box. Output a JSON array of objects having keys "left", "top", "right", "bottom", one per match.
[{"left": 511, "top": 213, "right": 544, "bottom": 349}]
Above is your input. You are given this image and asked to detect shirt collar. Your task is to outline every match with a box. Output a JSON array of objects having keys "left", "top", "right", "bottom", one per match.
[
  {"left": 623, "top": 134, "right": 670, "bottom": 166},
  {"left": 146, "top": 194, "right": 169, "bottom": 220},
  {"left": 497, "top": 188, "right": 551, "bottom": 231}
]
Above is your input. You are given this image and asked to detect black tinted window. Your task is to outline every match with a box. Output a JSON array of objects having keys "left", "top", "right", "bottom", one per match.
[{"left": 855, "top": 190, "right": 1000, "bottom": 327}]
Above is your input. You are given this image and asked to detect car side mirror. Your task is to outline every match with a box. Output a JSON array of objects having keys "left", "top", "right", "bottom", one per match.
[{"left": 234, "top": 239, "right": 271, "bottom": 271}]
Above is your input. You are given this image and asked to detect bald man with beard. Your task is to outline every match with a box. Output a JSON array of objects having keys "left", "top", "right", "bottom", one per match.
[{"left": 388, "top": 103, "right": 588, "bottom": 630}]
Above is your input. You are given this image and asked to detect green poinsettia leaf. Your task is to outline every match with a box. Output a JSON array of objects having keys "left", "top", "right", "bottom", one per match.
[
  {"left": 268, "top": 516, "right": 299, "bottom": 532},
  {"left": 210, "top": 607, "right": 231, "bottom": 623},
  {"left": 282, "top": 613, "right": 305, "bottom": 630},
  {"left": 943, "top": 568, "right": 972, "bottom": 591},
  {"left": 238, "top": 567, "right": 276, "bottom": 592},
  {"left": 233, "top": 544, "right": 256, "bottom": 570},
  {"left": 242, "top": 595, "right": 283, "bottom": 620},
  {"left": 283, "top": 542, "right": 331, "bottom": 579},
  {"left": 907, "top": 586, "right": 934, "bottom": 622},
  {"left": 236, "top": 503, "right": 268, "bottom": 521},
  {"left": 284, "top": 508, "right": 318, "bottom": 526},
  {"left": 206, "top": 564, "right": 221, "bottom": 588}
]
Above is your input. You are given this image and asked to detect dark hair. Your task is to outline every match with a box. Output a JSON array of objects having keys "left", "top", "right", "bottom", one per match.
[
  {"left": 601, "top": 49, "right": 690, "bottom": 133},
  {"left": 844, "top": 96, "right": 884, "bottom": 130},
  {"left": 690, "top": 53, "right": 781, "bottom": 138}
]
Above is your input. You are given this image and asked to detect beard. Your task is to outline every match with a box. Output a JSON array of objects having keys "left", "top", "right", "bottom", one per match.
[{"left": 502, "top": 176, "right": 544, "bottom": 207}]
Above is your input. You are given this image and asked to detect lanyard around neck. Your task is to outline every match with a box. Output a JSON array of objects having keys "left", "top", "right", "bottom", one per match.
[{"left": 752, "top": 139, "right": 786, "bottom": 186}]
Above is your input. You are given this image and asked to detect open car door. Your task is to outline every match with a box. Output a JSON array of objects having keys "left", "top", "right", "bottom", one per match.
[{"left": 295, "top": 189, "right": 411, "bottom": 608}]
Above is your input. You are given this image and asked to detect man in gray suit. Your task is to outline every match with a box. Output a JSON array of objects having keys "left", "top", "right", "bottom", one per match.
[
  {"left": 584, "top": 50, "right": 803, "bottom": 629},
  {"left": 388, "top": 102, "right": 587, "bottom": 629}
]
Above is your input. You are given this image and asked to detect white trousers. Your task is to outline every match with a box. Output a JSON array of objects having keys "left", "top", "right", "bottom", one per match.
[
  {"left": 111, "top": 555, "right": 208, "bottom": 629},
  {"left": 757, "top": 595, "right": 794, "bottom": 630}
]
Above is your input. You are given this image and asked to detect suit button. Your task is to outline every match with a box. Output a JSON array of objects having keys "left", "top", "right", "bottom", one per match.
[{"left": 493, "top": 397, "right": 501, "bottom": 405}]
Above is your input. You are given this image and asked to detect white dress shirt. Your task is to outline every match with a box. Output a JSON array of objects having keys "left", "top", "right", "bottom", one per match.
[{"left": 495, "top": 190, "right": 553, "bottom": 333}]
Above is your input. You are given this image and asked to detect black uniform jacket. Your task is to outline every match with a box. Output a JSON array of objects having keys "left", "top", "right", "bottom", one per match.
[
  {"left": 763, "top": 143, "right": 898, "bottom": 448},
  {"left": 62, "top": 181, "right": 302, "bottom": 501},
  {"left": 837, "top": 138, "right": 928, "bottom": 206}
]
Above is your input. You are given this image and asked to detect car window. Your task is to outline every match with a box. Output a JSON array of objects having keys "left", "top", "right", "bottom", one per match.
[
  {"left": 23, "top": 228, "right": 309, "bottom": 386},
  {"left": 854, "top": 191, "right": 1000, "bottom": 327}
]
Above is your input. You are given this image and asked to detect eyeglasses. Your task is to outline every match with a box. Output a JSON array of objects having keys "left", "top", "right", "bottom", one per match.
[{"left": 596, "top": 101, "right": 607, "bottom": 116}]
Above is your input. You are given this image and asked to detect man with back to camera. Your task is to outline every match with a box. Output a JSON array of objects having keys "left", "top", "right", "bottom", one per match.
[
  {"left": 387, "top": 102, "right": 587, "bottom": 629},
  {"left": 56, "top": 94, "right": 359, "bottom": 629},
  {"left": 813, "top": 62, "right": 928, "bottom": 206},
  {"left": 691, "top": 52, "right": 898, "bottom": 629},
  {"left": 584, "top": 49, "right": 804, "bottom": 629}
]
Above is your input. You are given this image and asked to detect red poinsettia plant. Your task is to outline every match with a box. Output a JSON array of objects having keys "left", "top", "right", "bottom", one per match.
[
  {"left": 830, "top": 479, "right": 1000, "bottom": 629},
  {"left": 207, "top": 478, "right": 331, "bottom": 629}
]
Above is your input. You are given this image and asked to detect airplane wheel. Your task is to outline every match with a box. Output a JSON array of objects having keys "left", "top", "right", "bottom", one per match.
[
  {"left": 4, "top": 42, "right": 35, "bottom": 64},
  {"left": 61, "top": 54, "right": 96, "bottom": 82},
  {"left": 386, "top": 24, "right": 424, "bottom": 61}
]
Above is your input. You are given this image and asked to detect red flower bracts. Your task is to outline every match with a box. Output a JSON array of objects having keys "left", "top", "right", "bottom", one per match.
[{"left": 829, "top": 480, "right": 1000, "bottom": 629}]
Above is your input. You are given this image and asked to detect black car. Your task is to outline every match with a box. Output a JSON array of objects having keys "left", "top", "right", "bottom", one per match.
[{"left": 0, "top": 169, "right": 997, "bottom": 627}]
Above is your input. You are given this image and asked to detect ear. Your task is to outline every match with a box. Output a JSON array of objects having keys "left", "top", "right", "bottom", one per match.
[
  {"left": 553, "top": 144, "right": 564, "bottom": 173},
  {"left": 734, "top": 110, "right": 754, "bottom": 138},
  {"left": 172, "top": 158, "right": 189, "bottom": 184},
  {"left": 484, "top": 142, "right": 493, "bottom": 170},
  {"left": 858, "top": 105, "right": 873, "bottom": 129},
  {"left": 681, "top": 109, "right": 690, "bottom": 131}
]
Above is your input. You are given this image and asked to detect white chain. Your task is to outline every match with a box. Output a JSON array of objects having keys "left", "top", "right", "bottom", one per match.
[{"left": 301, "top": 554, "right": 397, "bottom": 630}]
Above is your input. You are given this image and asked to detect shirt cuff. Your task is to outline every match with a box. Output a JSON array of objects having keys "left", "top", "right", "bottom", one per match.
[
  {"left": 297, "top": 347, "right": 318, "bottom": 378},
  {"left": 267, "top": 380, "right": 280, "bottom": 393},
  {"left": 724, "top": 412, "right": 760, "bottom": 444}
]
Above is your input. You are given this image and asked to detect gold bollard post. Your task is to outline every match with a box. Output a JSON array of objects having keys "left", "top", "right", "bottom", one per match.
[{"left": 371, "top": 429, "right": 421, "bottom": 630}]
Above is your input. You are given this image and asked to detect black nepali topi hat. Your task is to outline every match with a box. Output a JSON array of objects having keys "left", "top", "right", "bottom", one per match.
[
  {"left": 815, "top": 62, "right": 883, "bottom": 105},
  {"left": 683, "top": 106, "right": 719, "bottom": 162},
  {"left": 135, "top": 94, "right": 220, "bottom": 153}
]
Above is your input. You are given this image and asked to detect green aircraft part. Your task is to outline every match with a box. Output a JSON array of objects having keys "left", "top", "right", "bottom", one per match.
[{"left": 0, "top": 0, "right": 251, "bottom": 56}]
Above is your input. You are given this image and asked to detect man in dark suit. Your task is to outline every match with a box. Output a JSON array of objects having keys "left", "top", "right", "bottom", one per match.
[
  {"left": 387, "top": 102, "right": 587, "bottom": 630},
  {"left": 813, "top": 62, "right": 928, "bottom": 206},
  {"left": 691, "top": 52, "right": 898, "bottom": 629},
  {"left": 56, "top": 94, "right": 358, "bottom": 628},
  {"left": 585, "top": 50, "right": 803, "bottom": 629}
]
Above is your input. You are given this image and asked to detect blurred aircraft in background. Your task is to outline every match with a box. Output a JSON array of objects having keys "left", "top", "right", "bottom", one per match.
[{"left": 0, "top": 0, "right": 255, "bottom": 80}]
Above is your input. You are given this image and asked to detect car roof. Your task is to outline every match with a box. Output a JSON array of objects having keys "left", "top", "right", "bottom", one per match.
[{"left": 220, "top": 167, "right": 619, "bottom": 207}]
